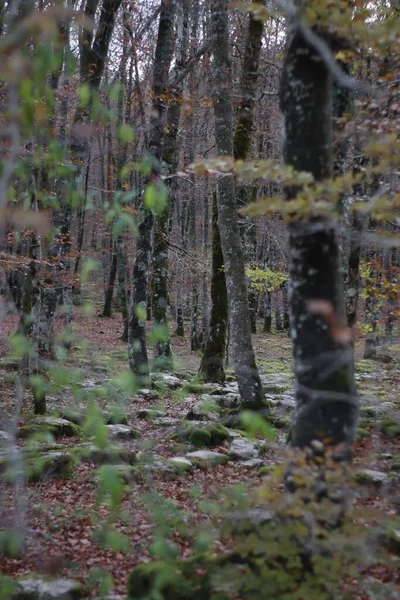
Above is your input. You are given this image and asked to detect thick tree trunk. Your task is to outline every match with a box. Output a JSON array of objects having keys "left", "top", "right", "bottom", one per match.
[
  {"left": 210, "top": 0, "right": 264, "bottom": 409},
  {"left": 280, "top": 22, "right": 358, "bottom": 461},
  {"left": 199, "top": 194, "right": 228, "bottom": 383}
]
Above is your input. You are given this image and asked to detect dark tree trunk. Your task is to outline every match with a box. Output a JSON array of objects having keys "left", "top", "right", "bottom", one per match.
[
  {"left": 263, "top": 290, "right": 272, "bottom": 333},
  {"left": 233, "top": 3, "right": 265, "bottom": 336},
  {"left": 280, "top": 22, "right": 358, "bottom": 460},
  {"left": 102, "top": 243, "right": 118, "bottom": 318},
  {"left": 346, "top": 211, "right": 362, "bottom": 328},
  {"left": 128, "top": 0, "right": 175, "bottom": 379},
  {"left": 198, "top": 193, "right": 228, "bottom": 383},
  {"left": 210, "top": 0, "right": 264, "bottom": 409},
  {"left": 282, "top": 281, "right": 290, "bottom": 331}
]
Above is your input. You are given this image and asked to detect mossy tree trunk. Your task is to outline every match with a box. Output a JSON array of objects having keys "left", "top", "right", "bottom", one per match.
[
  {"left": 233, "top": 1, "right": 266, "bottom": 334},
  {"left": 128, "top": 0, "right": 175, "bottom": 379},
  {"left": 201, "top": 2, "right": 265, "bottom": 382},
  {"left": 151, "top": 0, "right": 190, "bottom": 370},
  {"left": 199, "top": 194, "right": 228, "bottom": 383},
  {"left": 280, "top": 17, "right": 358, "bottom": 462},
  {"left": 210, "top": 0, "right": 264, "bottom": 408}
]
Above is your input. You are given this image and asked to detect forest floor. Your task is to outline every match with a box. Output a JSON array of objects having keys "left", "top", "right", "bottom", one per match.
[{"left": 0, "top": 307, "right": 400, "bottom": 599}]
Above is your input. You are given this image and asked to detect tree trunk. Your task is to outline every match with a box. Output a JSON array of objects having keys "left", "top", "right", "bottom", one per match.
[
  {"left": 210, "top": 0, "right": 264, "bottom": 409},
  {"left": 233, "top": 2, "right": 265, "bottom": 336},
  {"left": 128, "top": 0, "right": 175, "bottom": 379},
  {"left": 263, "top": 290, "right": 272, "bottom": 333},
  {"left": 280, "top": 20, "right": 358, "bottom": 464},
  {"left": 102, "top": 243, "right": 118, "bottom": 317},
  {"left": 198, "top": 193, "right": 228, "bottom": 383}
]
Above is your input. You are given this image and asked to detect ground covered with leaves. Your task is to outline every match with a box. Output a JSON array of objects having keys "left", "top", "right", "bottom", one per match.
[{"left": 0, "top": 310, "right": 400, "bottom": 599}]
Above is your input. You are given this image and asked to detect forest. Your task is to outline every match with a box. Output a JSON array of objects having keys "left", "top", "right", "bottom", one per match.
[{"left": 0, "top": 0, "right": 400, "bottom": 598}]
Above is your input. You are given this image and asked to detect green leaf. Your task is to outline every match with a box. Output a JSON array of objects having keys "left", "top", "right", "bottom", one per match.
[
  {"left": 78, "top": 83, "right": 91, "bottom": 107},
  {"left": 135, "top": 304, "right": 147, "bottom": 321},
  {"left": 118, "top": 123, "right": 135, "bottom": 144},
  {"left": 143, "top": 181, "right": 169, "bottom": 215},
  {"left": 239, "top": 410, "right": 276, "bottom": 440}
]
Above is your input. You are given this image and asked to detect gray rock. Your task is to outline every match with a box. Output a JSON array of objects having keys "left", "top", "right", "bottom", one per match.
[
  {"left": 238, "top": 459, "right": 263, "bottom": 468},
  {"left": 186, "top": 450, "right": 228, "bottom": 467},
  {"left": 185, "top": 402, "right": 219, "bottom": 422},
  {"left": 0, "top": 430, "right": 11, "bottom": 443},
  {"left": 153, "top": 418, "right": 180, "bottom": 427},
  {"left": 167, "top": 457, "right": 193, "bottom": 473},
  {"left": 228, "top": 438, "right": 259, "bottom": 461},
  {"left": 106, "top": 425, "right": 140, "bottom": 440},
  {"left": 152, "top": 374, "right": 182, "bottom": 389},
  {"left": 214, "top": 394, "right": 241, "bottom": 410},
  {"left": 13, "top": 577, "right": 82, "bottom": 600}
]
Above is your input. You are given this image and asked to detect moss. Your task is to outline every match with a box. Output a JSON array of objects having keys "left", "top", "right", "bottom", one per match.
[
  {"left": 263, "top": 384, "right": 291, "bottom": 394},
  {"left": 356, "top": 359, "right": 375, "bottom": 374},
  {"left": 267, "top": 413, "right": 291, "bottom": 430},
  {"left": 27, "top": 452, "right": 74, "bottom": 482},
  {"left": 258, "top": 464, "right": 277, "bottom": 476},
  {"left": 360, "top": 406, "right": 378, "bottom": 418},
  {"left": 188, "top": 428, "right": 212, "bottom": 447},
  {"left": 356, "top": 428, "right": 370, "bottom": 442},
  {"left": 379, "top": 419, "right": 400, "bottom": 439},
  {"left": 183, "top": 381, "right": 205, "bottom": 394}
]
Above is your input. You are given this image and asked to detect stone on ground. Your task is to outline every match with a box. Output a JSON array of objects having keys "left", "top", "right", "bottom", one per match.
[
  {"left": 228, "top": 438, "right": 259, "bottom": 461},
  {"left": 353, "top": 469, "right": 391, "bottom": 488},
  {"left": 186, "top": 450, "right": 228, "bottom": 468},
  {"left": 17, "top": 418, "right": 82, "bottom": 440},
  {"left": 106, "top": 425, "right": 140, "bottom": 440},
  {"left": 12, "top": 577, "right": 82, "bottom": 600}
]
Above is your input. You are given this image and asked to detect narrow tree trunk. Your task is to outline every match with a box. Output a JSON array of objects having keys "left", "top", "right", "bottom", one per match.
[
  {"left": 263, "top": 290, "right": 272, "bottom": 333},
  {"left": 198, "top": 193, "right": 228, "bottom": 383},
  {"left": 210, "top": 0, "right": 264, "bottom": 409},
  {"left": 117, "top": 239, "right": 129, "bottom": 342},
  {"left": 102, "top": 243, "right": 118, "bottom": 317},
  {"left": 233, "top": 3, "right": 265, "bottom": 337}
]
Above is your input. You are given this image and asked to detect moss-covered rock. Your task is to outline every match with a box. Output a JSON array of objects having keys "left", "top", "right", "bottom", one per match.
[
  {"left": 186, "top": 450, "right": 228, "bottom": 469},
  {"left": 259, "top": 464, "right": 278, "bottom": 477},
  {"left": 373, "top": 522, "right": 400, "bottom": 555},
  {"left": 356, "top": 427, "right": 370, "bottom": 442},
  {"left": 73, "top": 444, "right": 137, "bottom": 465},
  {"left": 173, "top": 423, "right": 229, "bottom": 448},
  {"left": 353, "top": 469, "right": 390, "bottom": 488},
  {"left": 379, "top": 419, "right": 400, "bottom": 439},
  {"left": 17, "top": 418, "right": 82, "bottom": 440},
  {"left": 391, "top": 459, "right": 400, "bottom": 472}
]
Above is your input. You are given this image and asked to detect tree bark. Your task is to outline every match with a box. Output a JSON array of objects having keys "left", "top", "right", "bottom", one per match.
[
  {"left": 280, "top": 20, "right": 358, "bottom": 461},
  {"left": 199, "top": 193, "right": 228, "bottom": 383},
  {"left": 128, "top": 0, "right": 175, "bottom": 379},
  {"left": 210, "top": 0, "right": 264, "bottom": 409}
]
